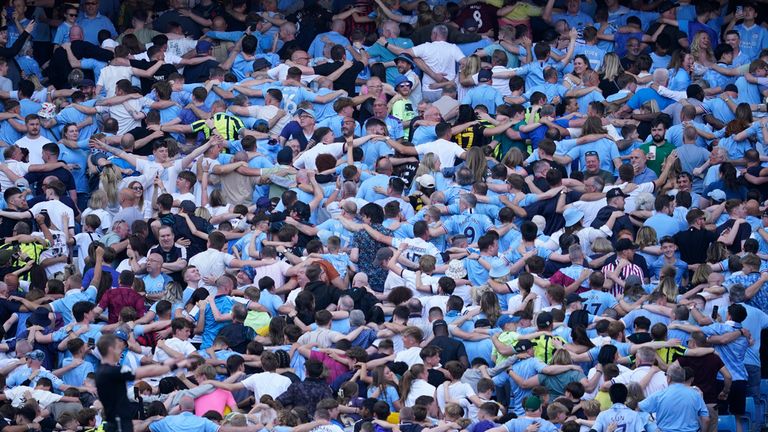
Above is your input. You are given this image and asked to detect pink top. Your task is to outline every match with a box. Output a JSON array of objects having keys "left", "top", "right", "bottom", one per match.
[{"left": 194, "top": 388, "right": 236, "bottom": 416}]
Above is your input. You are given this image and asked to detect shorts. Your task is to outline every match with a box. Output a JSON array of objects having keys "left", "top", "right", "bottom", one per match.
[{"left": 717, "top": 379, "right": 747, "bottom": 416}]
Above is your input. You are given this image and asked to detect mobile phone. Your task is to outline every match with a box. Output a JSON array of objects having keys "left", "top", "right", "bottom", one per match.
[
  {"left": 736, "top": 6, "right": 743, "bottom": 15},
  {"left": 711, "top": 305, "right": 719, "bottom": 321},
  {"left": 88, "top": 337, "right": 95, "bottom": 348}
]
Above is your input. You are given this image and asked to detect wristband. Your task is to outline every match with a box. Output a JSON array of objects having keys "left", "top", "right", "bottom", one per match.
[{"left": 384, "top": 42, "right": 389, "bottom": 48}]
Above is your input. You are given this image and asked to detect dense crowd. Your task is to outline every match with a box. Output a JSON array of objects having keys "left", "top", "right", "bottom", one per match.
[{"left": 0, "top": 0, "right": 767, "bottom": 432}]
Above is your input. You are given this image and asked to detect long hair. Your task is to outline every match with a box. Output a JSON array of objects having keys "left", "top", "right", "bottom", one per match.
[
  {"left": 399, "top": 364, "right": 426, "bottom": 405},
  {"left": 465, "top": 147, "right": 487, "bottom": 183},
  {"left": 414, "top": 153, "right": 440, "bottom": 178},
  {"left": 460, "top": 55, "right": 482, "bottom": 79},
  {"left": 501, "top": 147, "right": 525, "bottom": 171},
  {"left": 598, "top": 53, "right": 624, "bottom": 81},
  {"left": 100, "top": 165, "right": 122, "bottom": 208},
  {"left": 656, "top": 266, "right": 678, "bottom": 302},
  {"left": 719, "top": 162, "right": 739, "bottom": 190},
  {"left": 690, "top": 31, "right": 714, "bottom": 63},
  {"left": 635, "top": 226, "right": 658, "bottom": 248},
  {"left": 479, "top": 291, "right": 501, "bottom": 326},
  {"left": 581, "top": 117, "right": 607, "bottom": 135}
]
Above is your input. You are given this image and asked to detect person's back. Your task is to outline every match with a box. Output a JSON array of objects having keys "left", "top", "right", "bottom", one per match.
[{"left": 194, "top": 387, "right": 235, "bottom": 416}]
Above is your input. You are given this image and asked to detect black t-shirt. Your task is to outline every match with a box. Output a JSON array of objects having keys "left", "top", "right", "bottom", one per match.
[
  {"left": 313, "top": 60, "right": 365, "bottom": 97},
  {"left": 183, "top": 59, "right": 219, "bottom": 84},
  {"left": 129, "top": 59, "right": 178, "bottom": 94},
  {"left": 744, "top": 165, "right": 768, "bottom": 201},
  {"left": 305, "top": 281, "right": 341, "bottom": 310},
  {"left": 171, "top": 214, "right": 212, "bottom": 258},
  {"left": 674, "top": 227, "right": 717, "bottom": 265},
  {"left": 592, "top": 205, "right": 634, "bottom": 241},
  {"left": 149, "top": 244, "right": 187, "bottom": 283},
  {"left": 0, "top": 210, "right": 33, "bottom": 237},
  {"left": 0, "top": 298, "right": 20, "bottom": 329},
  {"left": 25, "top": 167, "right": 76, "bottom": 196},
  {"left": 427, "top": 368, "right": 447, "bottom": 388},
  {"left": 716, "top": 219, "right": 752, "bottom": 255},
  {"left": 429, "top": 335, "right": 467, "bottom": 365},
  {"left": 95, "top": 363, "right": 136, "bottom": 424},
  {"left": 126, "top": 127, "right": 165, "bottom": 157},
  {"left": 524, "top": 190, "right": 582, "bottom": 235}
]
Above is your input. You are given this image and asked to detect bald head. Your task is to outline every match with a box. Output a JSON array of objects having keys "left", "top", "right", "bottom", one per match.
[
  {"left": 69, "top": 25, "right": 83, "bottom": 41},
  {"left": 331, "top": 19, "right": 346, "bottom": 33},
  {"left": 630, "top": 149, "right": 647, "bottom": 174},
  {"left": 179, "top": 396, "right": 196, "bottom": 412}
]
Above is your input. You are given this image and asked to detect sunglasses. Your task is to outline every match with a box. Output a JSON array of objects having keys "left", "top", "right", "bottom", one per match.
[
  {"left": 131, "top": 186, "right": 143, "bottom": 191},
  {"left": 67, "top": 13, "right": 78, "bottom": 17},
  {"left": 585, "top": 151, "right": 598, "bottom": 156}
]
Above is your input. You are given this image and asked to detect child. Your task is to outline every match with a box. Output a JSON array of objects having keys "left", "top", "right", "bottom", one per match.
[
  {"left": 618, "top": 124, "right": 642, "bottom": 161},
  {"left": 320, "top": 236, "right": 354, "bottom": 280},
  {"left": 33, "top": 211, "right": 71, "bottom": 279},
  {"left": 56, "top": 338, "right": 96, "bottom": 387},
  {"left": 242, "top": 286, "right": 271, "bottom": 333}
]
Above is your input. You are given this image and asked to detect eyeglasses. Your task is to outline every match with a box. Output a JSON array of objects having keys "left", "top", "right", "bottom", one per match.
[
  {"left": 585, "top": 151, "right": 598, "bottom": 156},
  {"left": 131, "top": 186, "right": 143, "bottom": 191}
]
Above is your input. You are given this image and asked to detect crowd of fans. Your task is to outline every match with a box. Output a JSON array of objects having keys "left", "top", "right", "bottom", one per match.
[{"left": 0, "top": 0, "right": 767, "bottom": 432}]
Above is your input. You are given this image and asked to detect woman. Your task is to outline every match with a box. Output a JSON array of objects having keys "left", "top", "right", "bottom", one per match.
[
  {"left": 565, "top": 325, "right": 596, "bottom": 374},
  {"left": 635, "top": 226, "right": 661, "bottom": 265},
  {"left": 99, "top": 164, "right": 122, "bottom": 214},
  {"left": 500, "top": 147, "right": 528, "bottom": 176},
  {"left": 667, "top": 49, "right": 693, "bottom": 91},
  {"left": 80, "top": 190, "right": 112, "bottom": 234},
  {"left": 550, "top": 207, "right": 616, "bottom": 255},
  {"left": 411, "top": 153, "right": 446, "bottom": 194},
  {"left": 365, "top": 364, "right": 402, "bottom": 412},
  {"left": 569, "top": 55, "right": 591, "bottom": 83},
  {"left": 463, "top": 147, "right": 491, "bottom": 183},
  {"left": 704, "top": 162, "right": 748, "bottom": 201},
  {"left": 689, "top": 31, "right": 714, "bottom": 79},
  {"left": 598, "top": 53, "right": 625, "bottom": 97},
  {"left": 655, "top": 266, "right": 678, "bottom": 303},
  {"left": 457, "top": 56, "right": 481, "bottom": 102},
  {"left": 508, "top": 349, "right": 597, "bottom": 399},
  {"left": 123, "top": 178, "right": 151, "bottom": 219},
  {"left": 506, "top": 273, "right": 541, "bottom": 314},
  {"left": 400, "top": 364, "right": 436, "bottom": 408}
]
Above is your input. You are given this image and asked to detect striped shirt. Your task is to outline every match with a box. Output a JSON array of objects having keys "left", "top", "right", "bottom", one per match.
[{"left": 601, "top": 261, "right": 645, "bottom": 297}]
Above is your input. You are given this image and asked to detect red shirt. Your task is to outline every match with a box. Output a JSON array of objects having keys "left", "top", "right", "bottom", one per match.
[{"left": 98, "top": 286, "right": 146, "bottom": 323}]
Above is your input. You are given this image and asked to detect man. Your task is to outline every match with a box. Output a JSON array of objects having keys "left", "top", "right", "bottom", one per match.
[
  {"left": 486, "top": 395, "right": 558, "bottom": 432},
  {"left": 141, "top": 253, "right": 172, "bottom": 301},
  {"left": 629, "top": 149, "right": 658, "bottom": 184},
  {"left": 643, "top": 194, "right": 686, "bottom": 239},
  {"left": 639, "top": 364, "right": 709, "bottom": 432},
  {"left": 428, "top": 319, "right": 469, "bottom": 367},
  {"left": 677, "top": 331, "right": 732, "bottom": 426},
  {"left": 149, "top": 395, "right": 260, "bottom": 432},
  {"left": 97, "top": 333, "right": 189, "bottom": 432},
  {"left": 582, "top": 151, "right": 614, "bottom": 184},
  {"left": 462, "top": 69, "right": 504, "bottom": 115},
  {"left": 384, "top": 122, "right": 467, "bottom": 168},
  {"left": 380, "top": 25, "right": 465, "bottom": 102},
  {"left": 640, "top": 118, "right": 674, "bottom": 176},
  {"left": 593, "top": 383, "right": 645, "bottom": 432},
  {"left": 0, "top": 178, "right": 75, "bottom": 237},
  {"left": 610, "top": 347, "right": 668, "bottom": 397},
  {"left": 601, "top": 239, "right": 646, "bottom": 296},
  {"left": 674, "top": 208, "right": 717, "bottom": 267},
  {"left": 76, "top": 0, "right": 117, "bottom": 45},
  {"left": 715, "top": 199, "right": 751, "bottom": 255},
  {"left": 148, "top": 225, "right": 187, "bottom": 283},
  {"left": 649, "top": 236, "right": 688, "bottom": 286},
  {"left": 276, "top": 359, "right": 333, "bottom": 416},
  {"left": 591, "top": 188, "right": 634, "bottom": 241},
  {"left": 731, "top": 2, "right": 768, "bottom": 59},
  {"left": 153, "top": 318, "right": 196, "bottom": 363},
  {"left": 204, "top": 350, "right": 291, "bottom": 401},
  {"left": 14, "top": 114, "right": 51, "bottom": 164}
]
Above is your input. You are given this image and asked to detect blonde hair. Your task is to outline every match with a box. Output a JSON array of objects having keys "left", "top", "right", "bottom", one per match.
[
  {"left": 100, "top": 165, "right": 122, "bottom": 208},
  {"left": 591, "top": 238, "right": 614, "bottom": 254},
  {"left": 656, "top": 266, "right": 678, "bottom": 302},
  {"left": 460, "top": 55, "right": 482, "bottom": 80},
  {"left": 635, "top": 226, "right": 658, "bottom": 248},
  {"left": 551, "top": 349, "right": 573, "bottom": 366},
  {"left": 598, "top": 53, "right": 624, "bottom": 82},
  {"left": 194, "top": 206, "right": 211, "bottom": 220},
  {"left": 501, "top": 147, "right": 525, "bottom": 170},
  {"left": 415, "top": 153, "right": 440, "bottom": 178},
  {"left": 690, "top": 32, "right": 714, "bottom": 64},
  {"left": 87, "top": 189, "right": 108, "bottom": 210}
]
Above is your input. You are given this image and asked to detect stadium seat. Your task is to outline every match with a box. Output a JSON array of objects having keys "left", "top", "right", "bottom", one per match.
[
  {"left": 719, "top": 415, "right": 738, "bottom": 432},
  {"left": 745, "top": 397, "right": 760, "bottom": 431}
]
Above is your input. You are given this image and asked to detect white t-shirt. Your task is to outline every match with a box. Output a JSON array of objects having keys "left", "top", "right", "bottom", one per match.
[
  {"left": 241, "top": 371, "right": 292, "bottom": 399},
  {"left": 0, "top": 160, "right": 30, "bottom": 191},
  {"left": 394, "top": 346, "right": 423, "bottom": 367},
  {"left": 246, "top": 105, "right": 289, "bottom": 134},
  {"left": 103, "top": 98, "right": 145, "bottom": 134},
  {"left": 30, "top": 200, "right": 75, "bottom": 231},
  {"left": 14, "top": 135, "right": 52, "bottom": 164},
  {"left": 613, "top": 365, "right": 667, "bottom": 397},
  {"left": 97, "top": 65, "right": 134, "bottom": 98},
  {"left": 293, "top": 142, "right": 345, "bottom": 170},
  {"left": 188, "top": 248, "right": 236, "bottom": 291},
  {"left": 435, "top": 381, "right": 476, "bottom": 413},
  {"left": 81, "top": 208, "right": 112, "bottom": 233},
  {"left": 4, "top": 386, "right": 63, "bottom": 408},
  {"left": 404, "top": 379, "right": 436, "bottom": 407},
  {"left": 35, "top": 228, "right": 69, "bottom": 277},
  {"left": 266, "top": 64, "right": 318, "bottom": 84},
  {"left": 416, "top": 139, "right": 465, "bottom": 168},
  {"left": 74, "top": 231, "right": 102, "bottom": 274},
  {"left": 297, "top": 327, "right": 343, "bottom": 348},
  {"left": 411, "top": 41, "right": 465, "bottom": 91},
  {"left": 153, "top": 337, "right": 196, "bottom": 363}
]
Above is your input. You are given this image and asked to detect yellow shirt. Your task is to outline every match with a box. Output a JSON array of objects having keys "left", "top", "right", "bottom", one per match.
[{"left": 500, "top": 2, "right": 542, "bottom": 20}]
